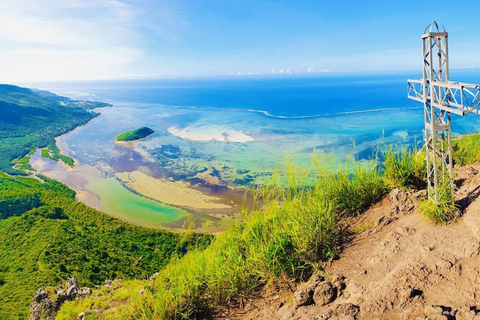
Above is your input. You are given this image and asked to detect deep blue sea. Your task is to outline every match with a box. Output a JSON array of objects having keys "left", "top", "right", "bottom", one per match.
[{"left": 40, "top": 73, "right": 419, "bottom": 117}]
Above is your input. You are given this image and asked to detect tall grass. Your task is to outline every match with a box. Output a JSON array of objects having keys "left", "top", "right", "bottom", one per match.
[
  {"left": 58, "top": 157, "right": 386, "bottom": 319},
  {"left": 419, "top": 180, "right": 458, "bottom": 224},
  {"left": 452, "top": 133, "right": 480, "bottom": 166},
  {"left": 382, "top": 144, "right": 426, "bottom": 189}
]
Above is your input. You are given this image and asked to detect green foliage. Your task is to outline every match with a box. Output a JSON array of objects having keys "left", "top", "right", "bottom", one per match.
[
  {"left": 419, "top": 181, "right": 458, "bottom": 224},
  {"left": 382, "top": 145, "right": 426, "bottom": 188},
  {"left": 57, "top": 158, "right": 387, "bottom": 319},
  {"left": 452, "top": 133, "right": 480, "bottom": 166},
  {"left": 41, "top": 148, "right": 50, "bottom": 158},
  {"left": 0, "top": 162, "right": 211, "bottom": 319},
  {"left": 0, "top": 84, "right": 108, "bottom": 174},
  {"left": 41, "top": 143, "right": 75, "bottom": 167},
  {"left": 116, "top": 127, "right": 155, "bottom": 142},
  {"left": 11, "top": 149, "right": 35, "bottom": 173}
]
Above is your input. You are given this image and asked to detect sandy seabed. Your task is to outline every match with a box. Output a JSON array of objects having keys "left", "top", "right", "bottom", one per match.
[{"left": 117, "top": 170, "right": 233, "bottom": 210}]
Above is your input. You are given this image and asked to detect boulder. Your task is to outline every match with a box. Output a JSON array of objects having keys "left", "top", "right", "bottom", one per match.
[
  {"left": 313, "top": 281, "right": 337, "bottom": 306},
  {"left": 293, "top": 274, "right": 325, "bottom": 309}
]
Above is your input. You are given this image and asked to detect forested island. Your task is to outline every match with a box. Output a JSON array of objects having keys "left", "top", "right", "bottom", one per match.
[{"left": 115, "top": 126, "right": 154, "bottom": 142}]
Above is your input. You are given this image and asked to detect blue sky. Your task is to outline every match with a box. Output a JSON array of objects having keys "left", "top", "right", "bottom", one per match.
[{"left": 1, "top": 0, "right": 480, "bottom": 81}]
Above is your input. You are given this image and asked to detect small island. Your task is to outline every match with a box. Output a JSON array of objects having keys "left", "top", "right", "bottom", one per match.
[{"left": 115, "top": 126, "right": 155, "bottom": 142}]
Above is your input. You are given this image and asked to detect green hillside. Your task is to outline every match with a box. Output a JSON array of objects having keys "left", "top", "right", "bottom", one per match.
[
  {"left": 0, "top": 84, "right": 110, "bottom": 174},
  {"left": 0, "top": 85, "right": 211, "bottom": 319}
]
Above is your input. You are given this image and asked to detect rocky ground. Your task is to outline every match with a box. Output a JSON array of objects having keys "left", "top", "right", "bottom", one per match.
[{"left": 223, "top": 164, "right": 480, "bottom": 320}]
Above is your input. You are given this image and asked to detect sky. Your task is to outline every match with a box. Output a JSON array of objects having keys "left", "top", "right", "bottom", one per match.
[{"left": 1, "top": 0, "right": 480, "bottom": 82}]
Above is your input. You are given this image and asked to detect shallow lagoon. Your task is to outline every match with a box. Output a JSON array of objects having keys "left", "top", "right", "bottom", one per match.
[{"left": 30, "top": 74, "right": 480, "bottom": 229}]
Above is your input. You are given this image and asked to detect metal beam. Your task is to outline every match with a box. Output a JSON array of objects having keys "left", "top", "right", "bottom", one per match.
[{"left": 407, "top": 22, "right": 480, "bottom": 203}]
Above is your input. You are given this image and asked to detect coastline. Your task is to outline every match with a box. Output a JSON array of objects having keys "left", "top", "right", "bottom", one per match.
[
  {"left": 34, "top": 104, "right": 245, "bottom": 231},
  {"left": 116, "top": 171, "right": 235, "bottom": 211}
]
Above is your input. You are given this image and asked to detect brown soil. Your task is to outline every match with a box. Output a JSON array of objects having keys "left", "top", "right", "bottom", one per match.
[{"left": 221, "top": 164, "right": 480, "bottom": 320}]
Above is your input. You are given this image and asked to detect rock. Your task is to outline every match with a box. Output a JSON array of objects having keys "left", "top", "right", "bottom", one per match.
[
  {"left": 332, "top": 303, "right": 360, "bottom": 317},
  {"left": 308, "top": 274, "right": 325, "bottom": 287},
  {"left": 456, "top": 306, "right": 477, "bottom": 320},
  {"left": 331, "top": 274, "right": 346, "bottom": 297},
  {"left": 66, "top": 285, "right": 79, "bottom": 299},
  {"left": 78, "top": 310, "right": 93, "bottom": 319},
  {"left": 424, "top": 305, "right": 444, "bottom": 315},
  {"left": 149, "top": 272, "right": 159, "bottom": 282},
  {"left": 293, "top": 283, "right": 314, "bottom": 308},
  {"left": 30, "top": 277, "right": 93, "bottom": 320},
  {"left": 412, "top": 189, "right": 427, "bottom": 200},
  {"left": 56, "top": 289, "right": 67, "bottom": 304},
  {"left": 293, "top": 274, "right": 324, "bottom": 308},
  {"left": 313, "top": 281, "right": 337, "bottom": 306},
  {"left": 79, "top": 287, "right": 92, "bottom": 297},
  {"left": 66, "top": 277, "right": 78, "bottom": 288},
  {"left": 314, "top": 310, "right": 333, "bottom": 319},
  {"left": 32, "top": 288, "right": 49, "bottom": 303},
  {"left": 29, "top": 290, "right": 58, "bottom": 320},
  {"left": 104, "top": 279, "right": 113, "bottom": 287},
  {"left": 425, "top": 315, "right": 449, "bottom": 320},
  {"left": 139, "top": 288, "right": 145, "bottom": 296}
]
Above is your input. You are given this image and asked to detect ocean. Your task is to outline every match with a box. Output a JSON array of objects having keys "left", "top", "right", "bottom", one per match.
[{"left": 28, "top": 71, "right": 480, "bottom": 229}]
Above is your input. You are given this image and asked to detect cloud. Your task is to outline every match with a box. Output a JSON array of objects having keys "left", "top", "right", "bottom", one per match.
[{"left": 0, "top": 0, "right": 145, "bottom": 81}]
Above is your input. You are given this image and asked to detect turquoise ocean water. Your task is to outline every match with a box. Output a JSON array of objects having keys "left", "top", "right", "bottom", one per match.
[{"left": 26, "top": 71, "right": 480, "bottom": 227}]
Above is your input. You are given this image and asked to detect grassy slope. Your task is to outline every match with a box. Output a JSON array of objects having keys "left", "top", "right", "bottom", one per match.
[
  {"left": 116, "top": 126, "right": 154, "bottom": 142},
  {"left": 58, "top": 135, "right": 480, "bottom": 319},
  {"left": 0, "top": 85, "right": 212, "bottom": 319},
  {"left": 58, "top": 158, "right": 388, "bottom": 319}
]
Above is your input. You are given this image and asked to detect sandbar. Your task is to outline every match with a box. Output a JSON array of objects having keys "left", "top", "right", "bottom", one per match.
[
  {"left": 168, "top": 125, "right": 254, "bottom": 142},
  {"left": 117, "top": 170, "right": 234, "bottom": 210}
]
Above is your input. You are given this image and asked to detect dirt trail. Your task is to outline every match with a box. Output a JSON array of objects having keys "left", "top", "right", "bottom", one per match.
[{"left": 224, "top": 164, "right": 480, "bottom": 319}]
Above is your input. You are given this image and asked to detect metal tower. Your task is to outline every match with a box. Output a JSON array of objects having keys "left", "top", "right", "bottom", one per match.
[{"left": 407, "top": 22, "right": 480, "bottom": 203}]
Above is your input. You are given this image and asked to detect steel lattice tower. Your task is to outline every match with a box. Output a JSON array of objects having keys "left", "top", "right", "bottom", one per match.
[{"left": 408, "top": 22, "right": 480, "bottom": 203}]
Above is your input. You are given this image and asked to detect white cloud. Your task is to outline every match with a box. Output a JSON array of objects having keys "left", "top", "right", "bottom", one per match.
[{"left": 0, "top": 0, "right": 145, "bottom": 82}]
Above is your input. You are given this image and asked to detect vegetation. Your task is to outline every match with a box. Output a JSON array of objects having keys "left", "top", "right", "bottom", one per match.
[
  {"left": 0, "top": 84, "right": 109, "bottom": 175},
  {"left": 57, "top": 157, "right": 387, "bottom": 319},
  {"left": 58, "top": 134, "right": 480, "bottom": 318},
  {"left": 11, "top": 148, "right": 36, "bottom": 173},
  {"left": 452, "top": 133, "right": 480, "bottom": 166},
  {"left": 4, "top": 83, "right": 480, "bottom": 319},
  {"left": 419, "top": 180, "right": 458, "bottom": 224},
  {"left": 415, "top": 132, "right": 480, "bottom": 224},
  {"left": 382, "top": 144, "right": 425, "bottom": 189},
  {"left": 41, "top": 143, "right": 75, "bottom": 167},
  {"left": 0, "top": 172, "right": 212, "bottom": 319},
  {"left": 116, "top": 126, "right": 155, "bottom": 142},
  {"left": 0, "top": 85, "right": 209, "bottom": 319}
]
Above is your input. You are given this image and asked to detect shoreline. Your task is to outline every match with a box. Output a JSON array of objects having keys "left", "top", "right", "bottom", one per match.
[{"left": 37, "top": 106, "right": 246, "bottom": 230}]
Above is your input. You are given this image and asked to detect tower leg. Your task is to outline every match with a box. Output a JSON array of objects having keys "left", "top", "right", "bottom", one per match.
[{"left": 425, "top": 105, "right": 453, "bottom": 203}]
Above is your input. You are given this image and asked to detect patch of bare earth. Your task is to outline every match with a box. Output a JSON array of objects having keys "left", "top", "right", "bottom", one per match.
[{"left": 221, "top": 164, "right": 480, "bottom": 319}]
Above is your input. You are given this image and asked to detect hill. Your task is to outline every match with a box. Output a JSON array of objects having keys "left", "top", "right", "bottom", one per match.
[
  {"left": 0, "top": 85, "right": 212, "bottom": 319},
  {"left": 0, "top": 84, "right": 110, "bottom": 174},
  {"left": 225, "top": 168, "right": 480, "bottom": 319}
]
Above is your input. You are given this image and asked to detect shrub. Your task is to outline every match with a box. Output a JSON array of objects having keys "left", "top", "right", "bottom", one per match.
[
  {"left": 382, "top": 145, "right": 425, "bottom": 189},
  {"left": 419, "top": 180, "right": 458, "bottom": 224}
]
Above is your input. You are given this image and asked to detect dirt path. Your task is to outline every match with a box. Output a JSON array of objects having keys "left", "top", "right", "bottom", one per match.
[{"left": 224, "top": 164, "right": 480, "bottom": 319}]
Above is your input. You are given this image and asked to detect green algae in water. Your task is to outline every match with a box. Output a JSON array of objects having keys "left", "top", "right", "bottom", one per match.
[{"left": 85, "top": 177, "right": 189, "bottom": 229}]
